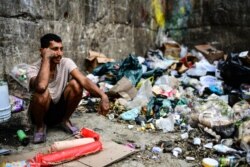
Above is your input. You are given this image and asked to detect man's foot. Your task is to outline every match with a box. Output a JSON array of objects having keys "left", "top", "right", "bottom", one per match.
[
  {"left": 61, "top": 120, "right": 79, "bottom": 135},
  {"left": 33, "top": 125, "right": 47, "bottom": 144}
]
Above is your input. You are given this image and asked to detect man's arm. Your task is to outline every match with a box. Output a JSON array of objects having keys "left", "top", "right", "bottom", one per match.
[
  {"left": 70, "top": 68, "right": 109, "bottom": 115},
  {"left": 30, "top": 48, "right": 54, "bottom": 93}
]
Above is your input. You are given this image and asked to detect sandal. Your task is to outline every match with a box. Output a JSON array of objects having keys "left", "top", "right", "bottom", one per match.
[
  {"left": 33, "top": 125, "right": 47, "bottom": 144},
  {"left": 61, "top": 121, "right": 79, "bottom": 135}
]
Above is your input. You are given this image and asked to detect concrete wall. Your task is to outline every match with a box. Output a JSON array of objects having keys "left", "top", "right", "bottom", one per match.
[
  {"left": 0, "top": 0, "right": 156, "bottom": 79},
  {"left": 1, "top": 0, "right": 250, "bottom": 79},
  {"left": 165, "top": 0, "right": 250, "bottom": 52}
]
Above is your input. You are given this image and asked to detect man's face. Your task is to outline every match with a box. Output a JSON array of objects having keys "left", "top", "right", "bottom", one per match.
[{"left": 49, "top": 40, "right": 63, "bottom": 64}]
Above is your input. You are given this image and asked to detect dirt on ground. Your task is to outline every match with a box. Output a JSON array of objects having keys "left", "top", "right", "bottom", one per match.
[
  {"left": 0, "top": 79, "right": 241, "bottom": 167},
  {"left": 0, "top": 105, "right": 197, "bottom": 167}
]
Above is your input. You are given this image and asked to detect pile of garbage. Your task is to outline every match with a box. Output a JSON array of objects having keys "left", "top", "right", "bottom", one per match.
[
  {"left": 5, "top": 36, "right": 250, "bottom": 166},
  {"left": 82, "top": 39, "right": 250, "bottom": 166}
]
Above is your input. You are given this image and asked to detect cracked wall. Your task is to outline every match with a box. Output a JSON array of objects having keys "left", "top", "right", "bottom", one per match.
[
  {"left": 164, "top": 0, "right": 250, "bottom": 52},
  {"left": 0, "top": 0, "right": 157, "bottom": 79},
  {"left": 1, "top": 0, "right": 250, "bottom": 79}
]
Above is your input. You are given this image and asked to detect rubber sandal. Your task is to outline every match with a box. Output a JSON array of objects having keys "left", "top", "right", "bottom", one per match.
[
  {"left": 33, "top": 125, "right": 46, "bottom": 144},
  {"left": 61, "top": 121, "right": 79, "bottom": 135}
]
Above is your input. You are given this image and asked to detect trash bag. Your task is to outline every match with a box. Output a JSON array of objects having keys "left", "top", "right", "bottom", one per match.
[
  {"left": 146, "top": 97, "right": 155, "bottom": 119},
  {"left": 219, "top": 53, "right": 250, "bottom": 88},
  {"left": 92, "top": 62, "right": 120, "bottom": 84},
  {"left": 142, "top": 68, "right": 164, "bottom": 79},
  {"left": 146, "top": 97, "right": 171, "bottom": 119},
  {"left": 117, "top": 54, "right": 143, "bottom": 86},
  {"left": 213, "top": 123, "right": 235, "bottom": 138},
  {"left": 92, "top": 62, "right": 118, "bottom": 76}
]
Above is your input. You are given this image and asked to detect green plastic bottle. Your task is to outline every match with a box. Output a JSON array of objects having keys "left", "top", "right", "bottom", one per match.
[
  {"left": 219, "top": 156, "right": 236, "bottom": 167},
  {"left": 17, "top": 130, "right": 30, "bottom": 146}
]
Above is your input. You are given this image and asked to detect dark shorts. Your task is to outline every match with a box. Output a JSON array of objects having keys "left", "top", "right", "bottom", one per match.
[
  {"left": 44, "top": 94, "right": 67, "bottom": 126},
  {"left": 30, "top": 94, "right": 67, "bottom": 127}
]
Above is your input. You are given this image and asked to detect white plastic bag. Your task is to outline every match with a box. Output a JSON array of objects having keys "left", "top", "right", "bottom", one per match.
[
  {"left": 125, "top": 79, "right": 153, "bottom": 109},
  {"left": 10, "top": 63, "right": 29, "bottom": 89},
  {"left": 155, "top": 114, "right": 175, "bottom": 132}
]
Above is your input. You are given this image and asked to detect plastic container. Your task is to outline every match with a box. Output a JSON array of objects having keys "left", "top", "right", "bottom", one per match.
[
  {"left": 0, "top": 81, "right": 11, "bottom": 123},
  {"left": 202, "top": 158, "right": 219, "bottom": 167}
]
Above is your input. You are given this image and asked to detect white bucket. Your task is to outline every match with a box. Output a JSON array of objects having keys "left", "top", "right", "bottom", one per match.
[{"left": 0, "top": 81, "right": 11, "bottom": 123}]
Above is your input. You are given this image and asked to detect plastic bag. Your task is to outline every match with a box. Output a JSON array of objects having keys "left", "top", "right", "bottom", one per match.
[
  {"left": 141, "top": 68, "right": 164, "bottom": 79},
  {"left": 9, "top": 95, "right": 25, "bottom": 113},
  {"left": 136, "top": 76, "right": 154, "bottom": 90},
  {"left": 145, "top": 49, "right": 176, "bottom": 70},
  {"left": 126, "top": 79, "right": 153, "bottom": 109},
  {"left": 119, "top": 107, "right": 140, "bottom": 121},
  {"left": 93, "top": 55, "right": 143, "bottom": 86},
  {"left": 117, "top": 54, "right": 143, "bottom": 86},
  {"left": 10, "top": 63, "right": 29, "bottom": 89},
  {"left": 186, "top": 59, "right": 216, "bottom": 77},
  {"left": 155, "top": 114, "right": 175, "bottom": 132},
  {"left": 219, "top": 52, "right": 250, "bottom": 87},
  {"left": 92, "top": 62, "right": 120, "bottom": 84}
]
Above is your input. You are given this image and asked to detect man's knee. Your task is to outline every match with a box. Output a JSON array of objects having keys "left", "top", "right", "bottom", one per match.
[
  {"left": 31, "top": 89, "right": 51, "bottom": 105},
  {"left": 67, "top": 79, "right": 83, "bottom": 96}
]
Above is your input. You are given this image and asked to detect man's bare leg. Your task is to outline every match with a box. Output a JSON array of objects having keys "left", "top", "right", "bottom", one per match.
[
  {"left": 62, "top": 79, "right": 83, "bottom": 128},
  {"left": 28, "top": 89, "right": 51, "bottom": 132}
]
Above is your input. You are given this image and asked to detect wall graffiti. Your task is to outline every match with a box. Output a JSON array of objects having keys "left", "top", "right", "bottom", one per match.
[
  {"left": 151, "top": 0, "right": 166, "bottom": 29},
  {"left": 152, "top": 0, "right": 193, "bottom": 40},
  {"left": 166, "top": 0, "right": 193, "bottom": 40}
]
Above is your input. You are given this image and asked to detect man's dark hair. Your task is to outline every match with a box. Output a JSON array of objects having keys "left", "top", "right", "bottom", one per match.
[{"left": 40, "top": 33, "right": 62, "bottom": 48}]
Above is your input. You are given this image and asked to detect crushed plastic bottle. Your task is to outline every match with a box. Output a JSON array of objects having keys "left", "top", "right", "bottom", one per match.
[{"left": 213, "top": 144, "right": 238, "bottom": 154}]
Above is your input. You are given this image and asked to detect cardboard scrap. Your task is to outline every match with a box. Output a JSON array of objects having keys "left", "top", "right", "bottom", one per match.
[
  {"left": 108, "top": 77, "right": 137, "bottom": 100},
  {"left": 77, "top": 141, "right": 137, "bottom": 167},
  {"left": 86, "top": 50, "right": 115, "bottom": 73},
  {"left": 0, "top": 141, "right": 137, "bottom": 167},
  {"left": 194, "top": 44, "right": 224, "bottom": 63},
  {"left": 0, "top": 147, "right": 48, "bottom": 162},
  {"left": 161, "top": 39, "right": 181, "bottom": 60}
]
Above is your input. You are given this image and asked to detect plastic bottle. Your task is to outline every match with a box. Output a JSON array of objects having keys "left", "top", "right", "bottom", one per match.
[
  {"left": 213, "top": 144, "right": 237, "bottom": 154},
  {"left": 17, "top": 130, "right": 30, "bottom": 146},
  {"left": 219, "top": 156, "right": 237, "bottom": 167}
]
